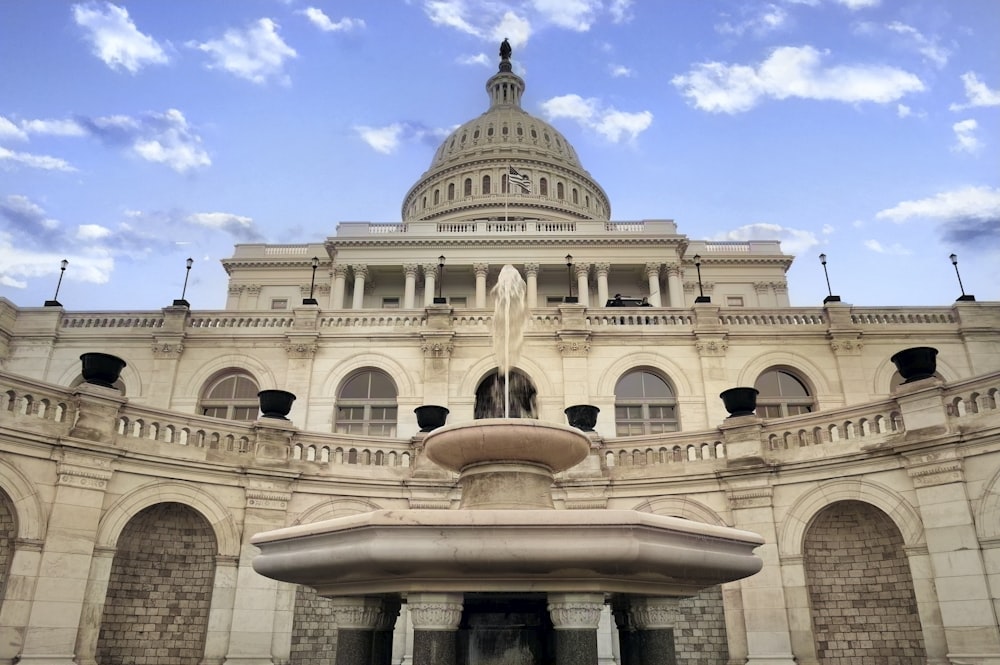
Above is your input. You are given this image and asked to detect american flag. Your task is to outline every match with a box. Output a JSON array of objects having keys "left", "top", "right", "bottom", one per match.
[{"left": 508, "top": 166, "right": 531, "bottom": 193}]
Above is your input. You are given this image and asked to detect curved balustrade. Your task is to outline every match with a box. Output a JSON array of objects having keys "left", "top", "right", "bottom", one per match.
[
  {"left": 1, "top": 385, "right": 73, "bottom": 424},
  {"left": 603, "top": 437, "right": 726, "bottom": 469},
  {"left": 944, "top": 376, "right": 1000, "bottom": 418}
]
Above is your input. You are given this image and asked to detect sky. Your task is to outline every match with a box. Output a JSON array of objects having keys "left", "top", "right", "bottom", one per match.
[{"left": 1, "top": 0, "right": 998, "bottom": 311}]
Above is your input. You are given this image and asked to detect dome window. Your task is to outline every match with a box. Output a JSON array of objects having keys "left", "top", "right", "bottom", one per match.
[
  {"left": 461, "top": 132, "right": 467, "bottom": 144},
  {"left": 502, "top": 126, "right": 509, "bottom": 136},
  {"left": 482, "top": 175, "right": 491, "bottom": 195},
  {"left": 464, "top": 178, "right": 472, "bottom": 196},
  {"left": 572, "top": 188, "right": 579, "bottom": 204},
  {"left": 531, "top": 128, "right": 538, "bottom": 139},
  {"left": 474, "top": 129, "right": 480, "bottom": 140},
  {"left": 517, "top": 126, "right": 523, "bottom": 136},
  {"left": 433, "top": 189, "right": 440, "bottom": 205},
  {"left": 448, "top": 183, "right": 455, "bottom": 201},
  {"left": 487, "top": 126, "right": 494, "bottom": 137},
  {"left": 557, "top": 182, "right": 564, "bottom": 200},
  {"left": 539, "top": 178, "right": 548, "bottom": 196}
]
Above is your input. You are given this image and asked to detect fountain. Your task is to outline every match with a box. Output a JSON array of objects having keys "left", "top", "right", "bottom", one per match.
[{"left": 252, "top": 266, "right": 764, "bottom": 665}]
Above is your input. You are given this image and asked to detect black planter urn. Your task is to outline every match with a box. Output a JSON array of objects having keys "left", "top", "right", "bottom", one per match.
[
  {"left": 564, "top": 404, "right": 600, "bottom": 432},
  {"left": 720, "top": 387, "right": 759, "bottom": 418},
  {"left": 414, "top": 405, "right": 450, "bottom": 432},
  {"left": 891, "top": 346, "right": 938, "bottom": 384},
  {"left": 258, "top": 390, "right": 296, "bottom": 420},
  {"left": 79, "top": 353, "right": 127, "bottom": 389}
]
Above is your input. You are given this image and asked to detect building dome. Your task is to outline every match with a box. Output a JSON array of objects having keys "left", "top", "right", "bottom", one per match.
[{"left": 401, "top": 40, "right": 611, "bottom": 223}]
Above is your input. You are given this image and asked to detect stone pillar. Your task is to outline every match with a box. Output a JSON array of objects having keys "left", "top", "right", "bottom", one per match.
[
  {"left": 403, "top": 264, "right": 418, "bottom": 309},
  {"left": 474, "top": 263, "right": 489, "bottom": 308},
  {"left": 148, "top": 305, "right": 188, "bottom": 408},
  {"left": 665, "top": 263, "right": 683, "bottom": 307},
  {"left": 204, "top": 556, "right": 240, "bottom": 665},
  {"left": 422, "top": 263, "right": 438, "bottom": 307},
  {"left": 18, "top": 452, "right": 112, "bottom": 665},
  {"left": 408, "top": 592, "right": 463, "bottom": 665},
  {"left": 611, "top": 601, "right": 637, "bottom": 665},
  {"left": 644, "top": 262, "right": 662, "bottom": 307},
  {"left": 373, "top": 597, "right": 401, "bottom": 665},
  {"left": 575, "top": 263, "right": 591, "bottom": 308},
  {"left": 332, "top": 265, "right": 347, "bottom": 309},
  {"left": 629, "top": 597, "right": 680, "bottom": 665},
  {"left": 548, "top": 592, "right": 605, "bottom": 665},
  {"left": 525, "top": 263, "right": 539, "bottom": 308},
  {"left": 329, "top": 596, "right": 385, "bottom": 665},
  {"left": 595, "top": 262, "right": 610, "bottom": 307},
  {"left": 73, "top": 546, "right": 116, "bottom": 665},
  {"left": 0, "top": 539, "right": 43, "bottom": 664},
  {"left": 351, "top": 265, "right": 368, "bottom": 309}
]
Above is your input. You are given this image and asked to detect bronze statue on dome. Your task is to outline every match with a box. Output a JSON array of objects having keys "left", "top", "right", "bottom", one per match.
[{"left": 500, "top": 38, "right": 512, "bottom": 59}]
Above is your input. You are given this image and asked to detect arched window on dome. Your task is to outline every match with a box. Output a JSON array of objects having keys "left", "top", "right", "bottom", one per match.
[
  {"left": 464, "top": 178, "right": 473, "bottom": 196},
  {"left": 482, "top": 175, "right": 491, "bottom": 195},
  {"left": 517, "top": 126, "right": 523, "bottom": 136},
  {"left": 334, "top": 369, "right": 398, "bottom": 437},
  {"left": 531, "top": 128, "right": 538, "bottom": 139},
  {"left": 502, "top": 125, "right": 509, "bottom": 136},
  {"left": 447, "top": 183, "right": 455, "bottom": 201},
  {"left": 433, "top": 189, "right": 440, "bottom": 205},
  {"left": 557, "top": 182, "right": 564, "bottom": 200},
  {"left": 199, "top": 371, "right": 259, "bottom": 421},
  {"left": 754, "top": 368, "right": 815, "bottom": 418},
  {"left": 539, "top": 178, "right": 548, "bottom": 196},
  {"left": 614, "top": 369, "right": 679, "bottom": 436},
  {"left": 474, "top": 129, "right": 480, "bottom": 140},
  {"left": 585, "top": 195, "right": 590, "bottom": 208},
  {"left": 572, "top": 188, "right": 579, "bottom": 204}
]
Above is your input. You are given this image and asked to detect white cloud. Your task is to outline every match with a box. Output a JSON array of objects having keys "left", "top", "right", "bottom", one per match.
[
  {"left": 949, "top": 72, "right": 1000, "bottom": 111},
  {"left": 716, "top": 4, "right": 788, "bottom": 37},
  {"left": 83, "top": 108, "right": 210, "bottom": 172},
  {"left": 712, "top": 223, "right": 819, "bottom": 254},
  {"left": 531, "top": 0, "right": 600, "bottom": 31},
  {"left": 821, "top": 224, "right": 835, "bottom": 235},
  {"left": 886, "top": 22, "right": 949, "bottom": 68},
  {"left": 876, "top": 186, "right": 1000, "bottom": 224},
  {"left": 72, "top": 1, "right": 168, "bottom": 73},
  {"left": 77, "top": 224, "right": 113, "bottom": 241},
  {"left": 864, "top": 239, "right": 911, "bottom": 255},
  {"left": 835, "top": 0, "right": 879, "bottom": 9},
  {"left": 0, "top": 116, "right": 28, "bottom": 141},
  {"left": 0, "top": 195, "right": 60, "bottom": 233},
  {"left": 896, "top": 103, "right": 911, "bottom": 118},
  {"left": 20, "top": 118, "right": 87, "bottom": 136},
  {"left": 299, "top": 8, "right": 365, "bottom": 32},
  {"left": 672, "top": 45, "right": 924, "bottom": 113},
  {"left": 355, "top": 124, "right": 405, "bottom": 154},
  {"left": 189, "top": 18, "right": 297, "bottom": 85},
  {"left": 0, "top": 232, "right": 115, "bottom": 287},
  {"left": 608, "top": 0, "right": 634, "bottom": 23},
  {"left": 0, "top": 146, "right": 76, "bottom": 172},
  {"left": 540, "top": 94, "right": 652, "bottom": 142},
  {"left": 609, "top": 64, "right": 633, "bottom": 78},
  {"left": 491, "top": 11, "right": 532, "bottom": 47},
  {"left": 952, "top": 119, "right": 981, "bottom": 154},
  {"left": 425, "top": 0, "right": 482, "bottom": 37},
  {"left": 457, "top": 53, "right": 491, "bottom": 67},
  {"left": 186, "top": 212, "right": 262, "bottom": 241}
]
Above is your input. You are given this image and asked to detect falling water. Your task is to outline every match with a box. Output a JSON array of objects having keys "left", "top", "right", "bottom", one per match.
[{"left": 491, "top": 265, "right": 529, "bottom": 418}]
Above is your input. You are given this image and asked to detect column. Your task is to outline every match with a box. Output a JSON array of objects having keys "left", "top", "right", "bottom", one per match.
[
  {"left": 645, "top": 262, "right": 662, "bottom": 307},
  {"left": 372, "top": 597, "right": 401, "bottom": 665},
  {"left": 0, "top": 539, "right": 43, "bottom": 664},
  {"left": 351, "top": 265, "right": 368, "bottom": 309},
  {"left": 408, "top": 592, "right": 463, "bottom": 665},
  {"left": 665, "top": 264, "right": 683, "bottom": 307},
  {"left": 548, "top": 592, "right": 604, "bottom": 665},
  {"left": 422, "top": 263, "right": 438, "bottom": 306},
  {"left": 525, "top": 263, "right": 539, "bottom": 308},
  {"left": 594, "top": 263, "right": 610, "bottom": 307},
  {"left": 474, "top": 263, "right": 489, "bottom": 308},
  {"left": 629, "top": 597, "right": 680, "bottom": 665},
  {"left": 403, "top": 264, "right": 418, "bottom": 309},
  {"left": 328, "top": 596, "right": 385, "bottom": 665},
  {"left": 204, "top": 556, "right": 240, "bottom": 665},
  {"left": 332, "top": 265, "right": 347, "bottom": 309},
  {"left": 575, "top": 262, "right": 591, "bottom": 308}
]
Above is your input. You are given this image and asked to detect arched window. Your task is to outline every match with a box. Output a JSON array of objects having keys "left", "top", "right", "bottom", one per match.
[
  {"left": 464, "top": 178, "right": 472, "bottom": 196},
  {"left": 614, "top": 370, "right": 678, "bottom": 436},
  {"left": 475, "top": 369, "right": 536, "bottom": 419},
  {"left": 334, "top": 369, "right": 397, "bottom": 436},
  {"left": 754, "top": 368, "right": 814, "bottom": 418},
  {"left": 433, "top": 189, "right": 440, "bottom": 205},
  {"left": 557, "top": 182, "right": 564, "bottom": 200},
  {"left": 447, "top": 183, "right": 455, "bottom": 201},
  {"left": 539, "top": 178, "right": 548, "bottom": 196},
  {"left": 572, "top": 188, "right": 579, "bottom": 204},
  {"left": 199, "top": 371, "right": 259, "bottom": 421},
  {"left": 482, "top": 175, "right": 491, "bottom": 195}
]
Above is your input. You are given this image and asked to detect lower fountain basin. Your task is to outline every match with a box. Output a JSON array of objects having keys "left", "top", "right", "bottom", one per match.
[{"left": 251, "top": 508, "right": 764, "bottom": 597}]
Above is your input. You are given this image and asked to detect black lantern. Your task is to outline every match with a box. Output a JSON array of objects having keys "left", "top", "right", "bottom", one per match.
[
  {"left": 303, "top": 256, "right": 320, "bottom": 305},
  {"left": 563, "top": 254, "right": 578, "bottom": 303},
  {"left": 173, "top": 257, "right": 194, "bottom": 307},
  {"left": 44, "top": 259, "right": 69, "bottom": 307},
  {"left": 949, "top": 253, "right": 975, "bottom": 302},
  {"left": 693, "top": 254, "right": 710, "bottom": 304},
  {"left": 819, "top": 253, "right": 840, "bottom": 304},
  {"left": 433, "top": 255, "right": 447, "bottom": 304}
]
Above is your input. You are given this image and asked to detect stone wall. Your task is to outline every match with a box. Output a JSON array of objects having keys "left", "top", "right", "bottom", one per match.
[
  {"left": 0, "top": 491, "right": 14, "bottom": 606},
  {"left": 290, "top": 584, "right": 339, "bottom": 665},
  {"left": 96, "top": 502, "right": 216, "bottom": 665},
  {"left": 675, "top": 585, "right": 728, "bottom": 664},
  {"left": 804, "top": 500, "right": 926, "bottom": 664}
]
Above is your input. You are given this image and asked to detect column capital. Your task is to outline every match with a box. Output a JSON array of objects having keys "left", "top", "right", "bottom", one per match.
[
  {"left": 524, "top": 262, "right": 540, "bottom": 276},
  {"left": 422, "top": 263, "right": 440, "bottom": 279},
  {"left": 547, "top": 592, "right": 604, "bottom": 630},
  {"left": 332, "top": 264, "right": 349, "bottom": 278},
  {"left": 628, "top": 596, "right": 682, "bottom": 630},
  {"left": 403, "top": 263, "right": 420, "bottom": 277},
  {"left": 328, "top": 596, "right": 386, "bottom": 629},
  {"left": 351, "top": 264, "right": 369, "bottom": 280},
  {"left": 644, "top": 262, "right": 661, "bottom": 277},
  {"left": 574, "top": 262, "right": 591, "bottom": 278},
  {"left": 473, "top": 262, "right": 489, "bottom": 277},
  {"left": 594, "top": 262, "right": 610, "bottom": 275},
  {"left": 408, "top": 592, "right": 464, "bottom": 631},
  {"left": 664, "top": 262, "right": 682, "bottom": 276}
]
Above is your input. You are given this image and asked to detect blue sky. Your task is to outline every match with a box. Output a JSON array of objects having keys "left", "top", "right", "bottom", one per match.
[{"left": 1, "top": 0, "right": 998, "bottom": 310}]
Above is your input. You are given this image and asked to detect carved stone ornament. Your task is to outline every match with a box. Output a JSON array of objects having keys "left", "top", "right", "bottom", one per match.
[
  {"left": 351, "top": 264, "right": 370, "bottom": 280},
  {"left": 245, "top": 488, "right": 292, "bottom": 511},
  {"left": 628, "top": 597, "right": 682, "bottom": 630},
  {"left": 57, "top": 462, "right": 112, "bottom": 490},
  {"left": 727, "top": 487, "right": 773, "bottom": 510},
  {"left": 556, "top": 339, "right": 591, "bottom": 356},
  {"left": 408, "top": 599, "right": 464, "bottom": 631},
  {"left": 829, "top": 338, "right": 863, "bottom": 354},
  {"left": 285, "top": 342, "right": 318, "bottom": 358},
  {"left": 421, "top": 342, "right": 454, "bottom": 357},
  {"left": 152, "top": 341, "right": 185, "bottom": 358},
  {"left": 246, "top": 284, "right": 262, "bottom": 295},
  {"left": 403, "top": 263, "right": 419, "bottom": 278},
  {"left": 547, "top": 595, "right": 604, "bottom": 630},
  {"left": 524, "top": 262, "right": 540, "bottom": 276},
  {"left": 695, "top": 338, "right": 728, "bottom": 355},
  {"left": 594, "top": 262, "right": 610, "bottom": 276},
  {"left": 330, "top": 600, "right": 384, "bottom": 630},
  {"left": 228, "top": 284, "right": 245, "bottom": 295},
  {"left": 906, "top": 459, "right": 964, "bottom": 488}
]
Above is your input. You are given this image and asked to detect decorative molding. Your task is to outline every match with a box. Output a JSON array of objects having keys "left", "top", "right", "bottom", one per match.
[
  {"left": 245, "top": 284, "right": 262, "bottom": 295},
  {"left": 727, "top": 487, "right": 773, "bottom": 510},
  {"left": 683, "top": 280, "right": 714, "bottom": 293},
  {"left": 152, "top": 341, "right": 184, "bottom": 358},
  {"left": 332, "top": 264, "right": 349, "bottom": 278},
  {"left": 246, "top": 488, "right": 292, "bottom": 511},
  {"left": 906, "top": 460, "right": 964, "bottom": 488},
  {"left": 408, "top": 598, "right": 464, "bottom": 631},
  {"left": 330, "top": 600, "right": 384, "bottom": 630},
  {"left": 473, "top": 262, "right": 489, "bottom": 277},
  {"left": 644, "top": 262, "right": 661, "bottom": 278},
  {"left": 556, "top": 335, "right": 591, "bottom": 357},
  {"left": 523, "top": 262, "right": 540, "bottom": 276},
  {"left": 284, "top": 342, "right": 318, "bottom": 358},
  {"left": 664, "top": 262, "right": 681, "bottom": 277},
  {"left": 547, "top": 595, "right": 604, "bottom": 630},
  {"left": 771, "top": 281, "right": 788, "bottom": 293},
  {"left": 829, "top": 338, "right": 864, "bottom": 355},
  {"left": 594, "top": 262, "right": 610, "bottom": 275},
  {"left": 14, "top": 538, "right": 45, "bottom": 552},
  {"left": 57, "top": 463, "right": 112, "bottom": 490},
  {"left": 403, "top": 263, "right": 419, "bottom": 278},
  {"left": 753, "top": 281, "right": 770, "bottom": 294},
  {"left": 628, "top": 598, "right": 682, "bottom": 630},
  {"left": 421, "top": 342, "right": 454, "bottom": 357},
  {"left": 351, "top": 264, "right": 369, "bottom": 280},
  {"left": 228, "top": 284, "right": 244, "bottom": 295},
  {"left": 695, "top": 338, "right": 728, "bottom": 355},
  {"left": 421, "top": 263, "right": 439, "bottom": 279},
  {"left": 574, "top": 262, "right": 591, "bottom": 278}
]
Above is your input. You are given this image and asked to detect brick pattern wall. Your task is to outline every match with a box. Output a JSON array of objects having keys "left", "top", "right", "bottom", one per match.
[
  {"left": 675, "top": 585, "right": 728, "bottom": 664},
  {"left": 290, "top": 584, "right": 339, "bottom": 665},
  {"left": 804, "top": 500, "right": 925, "bottom": 665},
  {"left": 96, "top": 502, "right": 216, "bottom": 665},
  {"left": 0, "top": 491, "right": 15, "bottom": 609}
]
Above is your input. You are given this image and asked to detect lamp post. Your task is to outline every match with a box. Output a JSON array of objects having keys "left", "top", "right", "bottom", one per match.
[
  {"left": 434, "top": 255, "right": 447, "bottom": 304},
  {"left": 563, "top": 254, "right": 578, "bottom": 303},
  {"left": 44, "top": 259, "right": 69, "bottom": 307},
  {"left": 693, "top": 254, "right": 710, "bottom": 303},
  {"left": 173, "top": 257, "right": 194, "bottom": 307},
  {"left": 303, "top": 256, "right": 320, "bottom": 305},
  {"left": 949, "top": 253, "right": 975, "bottom": 302},
  {"left": 818, "top": 253, "right": 840, "bottom": 304}
]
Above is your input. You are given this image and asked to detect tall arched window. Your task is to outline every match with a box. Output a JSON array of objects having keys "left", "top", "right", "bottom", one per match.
[
  {"left": 335, "top": 369, "right": 397, "bottom": 436},
  {"left": 464, "top": 178, "right": 473, "bottom": 196},
  {"left": 539, "top": 178, "right": 548, "bottom": 196},
  {"left": 754, "top": 368, "right": 814, "bottom": 418},
  {"left": 572, "top": 188, "right": 579, "bottom": 204},
  {"left": 433, "top": 189, "right": 440, "bottom": 205},
  {"left": 199, "top": 371, "right": 259, "bottom": 421},
  {"left": 447, "top": 183, "right": 455, "bottom": 201},
  {"left": 482, "top": 175, "right": 491, "bottom": 195},
  {"left": 556, "top": 182, "right": 564, "bottom": 200},
  {"left": 614, "top": 370, "right": 678, "bottom": 436}
]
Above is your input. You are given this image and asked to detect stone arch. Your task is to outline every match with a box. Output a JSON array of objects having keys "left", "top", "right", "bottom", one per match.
[
  {"left": 872, "top": 351, "right": 958, "bottom": 395},
  {"left": 457, "top": 353, "right": 554, "bottom": 400},
  {"left": 319, "top": 353, "right": 415, "bottom": 399},
  {"left": 976, "top": 467, "right": 1000, "bottom": 541},
  {"left": 0, "top": 458, "right": 45, "bottom": 540},
  {"left": 595, "top": 351, "right": 694, "bottom": 398},
  {"left": 181, "top": 353, "right": 276, "bottom": 399},
  {"left": 737, "top": 351, "right": 833, "bottom": 399},
  {"left": 292, "top": 498, "right": 382, "bottom": 525},
  {"left": 57, "top": 355, "right": 143, "bottom": 398},
  {"left": 778, "top": 479, "right": 924, "bottom": 558},
  {"left": 97, "top": 481, "right": 240, "bottom": 557},
  {"left": 632, "top": 496, "right": 730, "bottom": 527}
]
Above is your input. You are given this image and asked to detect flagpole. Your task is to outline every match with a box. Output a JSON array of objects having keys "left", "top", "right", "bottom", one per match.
[{"left": 504, "top": 164, "right": 509, "bottom": 224}]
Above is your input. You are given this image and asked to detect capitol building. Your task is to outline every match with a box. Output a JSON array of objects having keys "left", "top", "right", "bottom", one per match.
[{"left": 0, "top": 43, "right": 998, "bottom": 665}]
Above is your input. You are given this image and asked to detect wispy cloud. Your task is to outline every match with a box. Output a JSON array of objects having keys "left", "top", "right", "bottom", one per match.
[
  {"left": 835, "top": 0, "right": 879, "bottom": 9},
  {"left": 885, "top": 22, "right": 950, "bottom": 68},
  {"left": 299, "top": 8, "right": 365, "bottom": 32},
  {"left": 531, "top": 0, "right": 602, "bottom": 32},
  {"left": 540, "top": 94, "right": 652, "bottom": 142},
  {"left": 0, "top": 147, "right": 76, "bottom": 172},
  {"left": 457, "top": 53, "right": 491, "bottom": 67},
  {"left": 609, "top": 64, "right": 633, "bottom": 78},
  {"left": 716, "top": 4, "right": 789, "bottom": 37},
  {"left": 78, "top": 109, "right": 210, "bottom": 172},
  {"left": 949, "top": 72, "right": 1000, "bottom": 111},
  {"left": 711, "top": 222, "right": 818, "bottom": 254},
  {"left": 354, "top": 123, "right": 453, "bottom": 154},
  {"left": 952, "top": 119, "right": 981, "bottom": 154},
  {"left": 422, "top": 0, "right": 626, "bottom": 45},
  {"left": 189, "top": 18, "right": 297, "bottom": 85},
  {"left": 864, "top": 239, "right": 911, "bottom": 255},
  {"left": 876, "top": 185, "right": 1000, "bottom": 248},
  {"left": 72, "top": 1, "right": 169, "bottom": 73},
  {"left": 608, "top": 0, "right": 634, "bottom": 23},
  {"left": 0, "top": 116, "right": 28, "bottom": 142},
  {"left": 187, "top": 212, "right": 263, "bottom": 241},
  {"left": 672, "top": 45, "right": 924, "bottom": 114}
]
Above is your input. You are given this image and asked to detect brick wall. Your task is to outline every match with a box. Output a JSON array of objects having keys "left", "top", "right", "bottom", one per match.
[
  {"left": 0, "top": 490, "right": 14, "bottom": 608},
  {"left": 290, "top": 584, "right": 339, "bottom": 665},
  {"left": 96, "top": 502, "right": 216, "bottom": 665},
  {"left": 675, "top": 585, "right": 728, "bottom": 664},
  {"left": 804, "top": 500, "right": 925, "bottom": 664}
]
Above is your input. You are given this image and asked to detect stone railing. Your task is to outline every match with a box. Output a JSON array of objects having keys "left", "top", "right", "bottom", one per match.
[
  {"left": 602, "top": 432, "right": 727, "bottom": 469},
  {"left": 62, "top": 313, "right": 166, "bottom": 329},
  {"left": 188, "top": 313, "right": 296, "bottom": 329},
  {"left": 719, "top": 310, "right": 827, "bottom": 326},
  {"left": 850, "top": 307, "right": 957, "bottom": 326},
  {"left": 942, "top": 373, "right": 1000, "bottom": 418},
  {"left": 587, "top": 310, "right": 695, "bottom": 327},
  {"left": 116, "top": 404, "right": 257, "bottom": 455},
  {"left": 759, "top": 398, "right": 903, "bottom": 452},
  {"left": 320, "top": 313, "right": 427, "bottom": 328},
  {"left": 291, "top": 431, "right": 413, "bottom": 469},
  {"left": 0, "top": 375, "right": 77, "bottom": 429}
]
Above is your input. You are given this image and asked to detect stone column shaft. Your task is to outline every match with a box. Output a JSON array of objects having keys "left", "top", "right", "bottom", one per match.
[
  {"left": 525, "top": 263, "right": 539, "bottom": 308},
  {"left": 595, "top": 263, "right": 610, "bottom": 307},
  {"left": 422, "top": 264, "right": 438, "bottom": 307},
  {"left": 645, "top": 263, "right": 662, "bottom": 307},
  {"left": 474, "top": 263, "right": 488, "bottom": 308},
  {"left": 628, "top": 597, "right": 680, "bottom": 665},
  {"left": 403, "top": 264, "right": 418, "bottom": 309},
  {"left": 575, "top": 263, "right": 591, "bottom": 308},
  {"left": 408, "top": 592, "right": 463, "bottom": 665},
  {"left": 666, "top": 264, "right": 683, "bottom": 307},
  {"left": 332, "top": 265, "right": 347, "bottom": 309},
  {"left": 351, "top": 265, "right": 368, "bottom": 309}
]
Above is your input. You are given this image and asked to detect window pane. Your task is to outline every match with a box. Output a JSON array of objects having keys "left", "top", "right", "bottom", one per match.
[
  {"left": 232, "top": 406, "right": 257, "bottom": 421},
  {"left": 615, "top": 372, "right": 644, "bottom": 399},
  {"left": 777, "top": 371, "right": 810, "bottom": 397},
  {"left": 208, "top": 376, "right": 236, "bottom": 399},
  {"left": 233, "top": 376, "right": 258, "bottom": 399},
  {"left": 368, "top": 372, "right": 396, "bottom": 399},
  {"left": 340, "top": 374, "right": 370, "bottom": 399},
  {"left": 203, "top": 406, "right": 227, "bottom": 418},
  {"left": 754, "top": 370, "right": 781, "bottom": 396}
]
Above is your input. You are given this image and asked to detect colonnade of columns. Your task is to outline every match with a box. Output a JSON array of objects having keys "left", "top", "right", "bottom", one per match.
[
  {"left": 322, "top": 593, "right": 682, "bottom": 665},
  {"left": 327, "top": 261, "right": 688, "bottom": 309}
]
